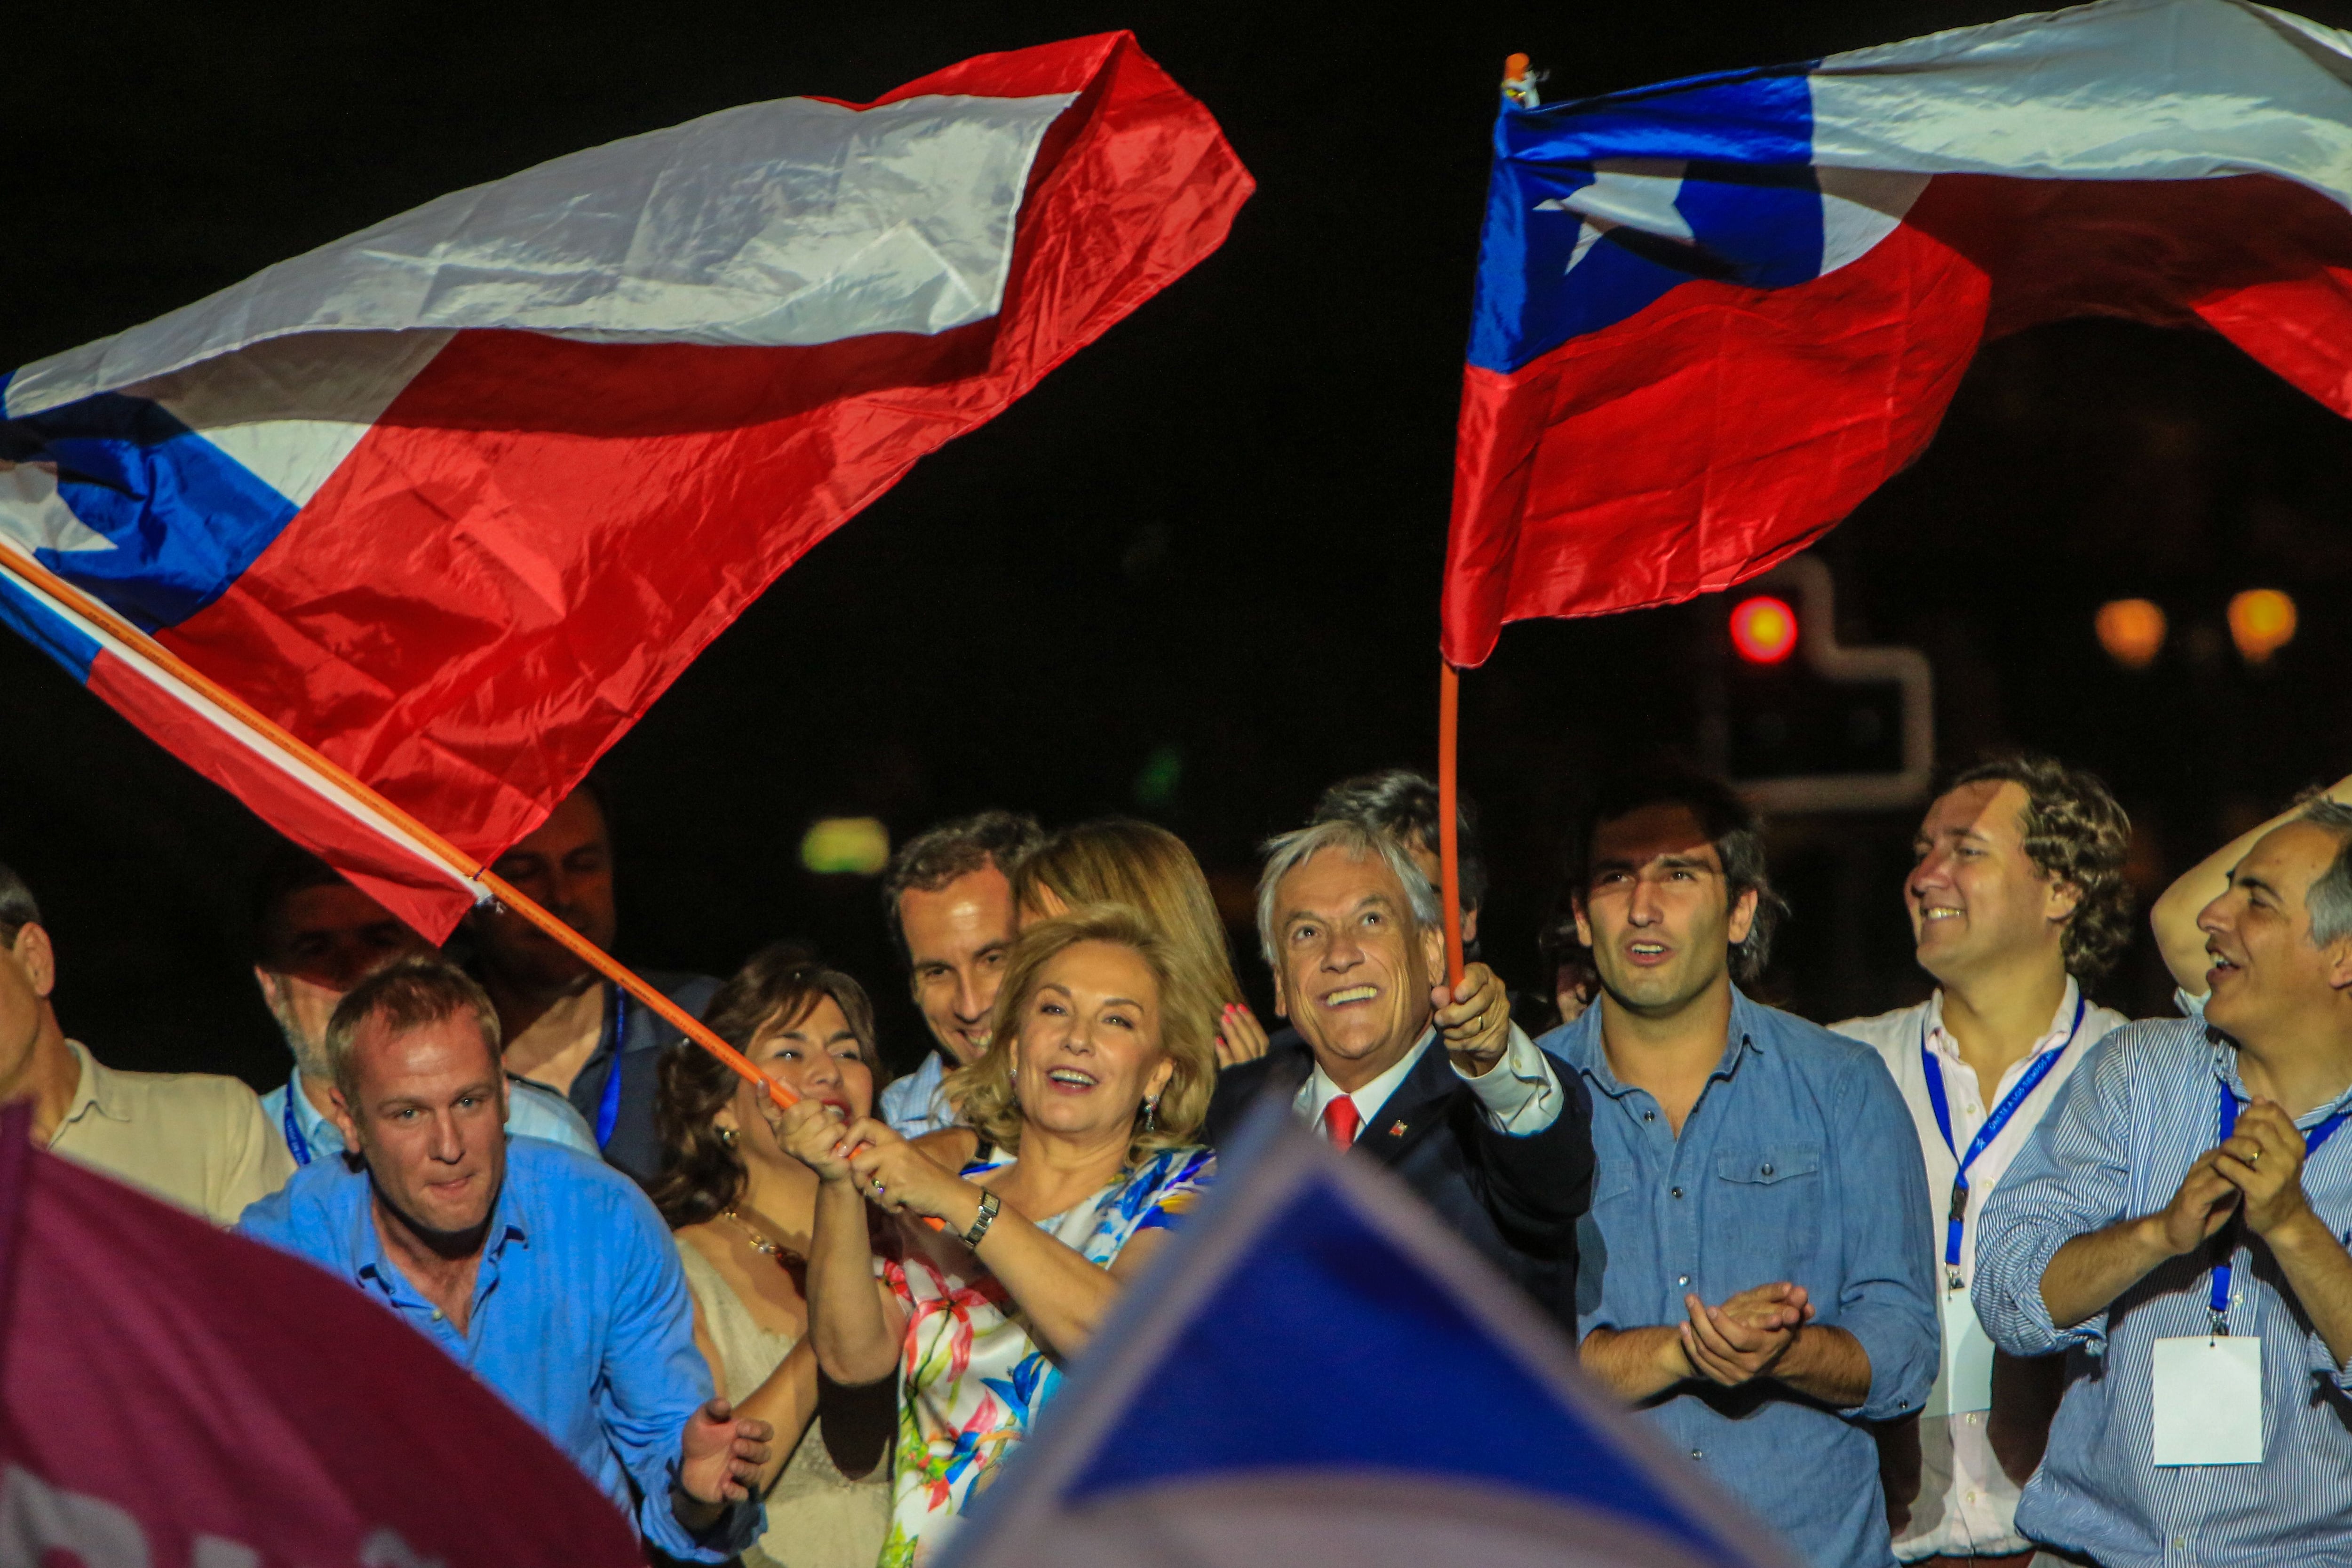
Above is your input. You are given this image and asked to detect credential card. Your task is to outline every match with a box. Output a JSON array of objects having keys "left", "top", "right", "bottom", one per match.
[
  {"left": 1924, "top": 1288, "right": 1995, "bottom": 1418},
  {"left": 2151, "top": 1335, "right": 2263, "bottom": 1466}
]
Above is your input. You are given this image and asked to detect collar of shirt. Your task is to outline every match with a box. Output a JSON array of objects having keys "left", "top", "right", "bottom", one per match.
[
  {"left": 1295, "top": 1027, "right": 1436, "bottom": 1130},
  {"left": 1922, "top": 976, "right": 2085, "bottom": 1130},
  {"left": 2209, "top": 1034, "right": 2352, "bottom": 1126},
  {"left": 1555, "top": 992, "right": 1764, "bottom": 1099},
  {"left": 56, "top": 1041, "right": 127, "bottom": 1133},
  {"left": 280, "top": 1071, "right": 346, "bottom": 1155},
  {"left": 343, "top": 1165, "right": 531, "bottom": 1316}
]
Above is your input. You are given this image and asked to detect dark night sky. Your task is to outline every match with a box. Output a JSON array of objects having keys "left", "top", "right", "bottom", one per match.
[{"left": 13, "top": 0, "right": 2352, "bottom": 1088}]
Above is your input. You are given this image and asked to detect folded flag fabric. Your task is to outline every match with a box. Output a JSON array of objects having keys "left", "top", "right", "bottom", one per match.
[
  {"left": 0, "top": 32, "right": 1250, "bottom": 936},
  {"left": 0, "top": 1104, "right": 643, "bottom": 1568},
  {"left": 940, "top": 1108, "right": 1797, "bottom": 1568},
  {"left": 1445, "top": 0, "right": 2352, "bottom": 666}
]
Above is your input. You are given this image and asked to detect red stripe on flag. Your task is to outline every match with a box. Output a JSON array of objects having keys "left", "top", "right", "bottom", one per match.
[
  {"left": 85, "top": 650, "right": 475, "bottom": 939},
  {"left": 147, "top": 32, "right": 1251, "bottom": 882},
  {"left": 1442, "top": 171, "right": 2352, "bottom": 667}
]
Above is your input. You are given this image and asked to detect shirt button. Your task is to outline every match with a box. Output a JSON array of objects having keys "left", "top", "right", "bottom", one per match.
[
  {"left": 1644, "top": 1110, "right": 1657, "bottom": 1122},
  {"left": 1689, "top": 1449, "right": 1703, "bottom": 1460},
  {"left": 429, "top": 1309, "right": 444, "bottom": 1322},
  {"left": 1677, "top": 1274, "right": 1690, "bottom": 1287},
  {"left": 1671, "top": 1186, "right": 1685, "bottom": 1199},
  {"left": 1761, "top": 1162, "right": 1775, "bottom": 1177}
]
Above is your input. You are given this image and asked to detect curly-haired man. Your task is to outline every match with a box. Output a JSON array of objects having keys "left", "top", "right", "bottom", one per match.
[{"left": 1832, "top": 754, "right": 2137, "bottom": 1568}]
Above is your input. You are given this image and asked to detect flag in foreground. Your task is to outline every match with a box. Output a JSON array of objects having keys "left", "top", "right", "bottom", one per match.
[
  {"left": 0, "top": 32, "right": 1250, "bottom": 936},
  {"left": 0, "top": 1103, "right": 642, "bottom": 1567},
  {"left": 940, "top": 1111, "right": 1797, "bottom": 1568},
  {"left": 1445, "top": 0, "right": 2352, "bottom": 665}
]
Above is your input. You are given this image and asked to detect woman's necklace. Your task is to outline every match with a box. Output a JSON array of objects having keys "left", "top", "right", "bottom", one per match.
[{"left": 721, "top": 1207, "right": 805, "bottom": 1266}]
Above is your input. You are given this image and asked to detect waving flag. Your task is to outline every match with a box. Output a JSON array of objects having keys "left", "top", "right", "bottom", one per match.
[
  {"left": 942, "top": 1110, "right": 1796, "bottom": 1568},
  {"left": 0, "top": 32, "right": 1250, "bottom": 936},
  {"left": 0, "top": 1105, "right": 642, "bottom": 1567},
  {"left": 1445, "top": 0, "right": 2352, "bottom": 665}
]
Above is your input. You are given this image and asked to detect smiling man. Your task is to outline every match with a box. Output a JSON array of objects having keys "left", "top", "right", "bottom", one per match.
[
  {"left": 1976, "top": 797, "right": 2352, "bottom": 1568},
  {"left": 1543, "top": 767, "right": 1935, "bottom": 1568},
  {"left": 237, "top": 957, "right": 770, "bottom": 1561},
  {"left": 1205, "top": 818, "right": 1593, "bottom": 1327},
  {"left": 1831, "top": 756, "right": 2135, "bottom": 1568},
  {"left": 876, "top": 812, "right": 1043, "bottom": 1137}
]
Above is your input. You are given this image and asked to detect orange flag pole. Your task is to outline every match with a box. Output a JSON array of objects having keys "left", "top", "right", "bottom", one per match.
[
  {"left": 1437, "top": 660, "right": 1466, "bottom": 989},
  {"left": 0, "top": 545, "right": 795, "bottom": 1112}
]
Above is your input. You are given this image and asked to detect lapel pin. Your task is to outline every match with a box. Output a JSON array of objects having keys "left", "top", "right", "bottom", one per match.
[{"left": 1388, "top": 1120, "right": 1407, "bottom": 1137}]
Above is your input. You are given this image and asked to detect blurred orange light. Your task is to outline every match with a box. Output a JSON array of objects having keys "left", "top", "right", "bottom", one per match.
[
  {"left": 1730, "top": 595, "right": 1799, "bottom": 664},
  {"left": 2228, "top": 589, "right": 2297, "bottom": 665},
  {"left": 2094, "top": 598, "right": 2167, "bottom": 669}
]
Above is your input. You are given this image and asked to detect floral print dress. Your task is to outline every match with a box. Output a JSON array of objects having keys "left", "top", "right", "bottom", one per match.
[{"left": 878, "top": 1144, "right": 1214, "bottom": 1566}]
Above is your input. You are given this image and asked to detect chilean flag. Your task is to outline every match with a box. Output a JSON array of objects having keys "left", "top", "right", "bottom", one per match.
[
  {"left": 1445, "top": 0, "right": 2352, "bottom": 666},
  {"left": 0, "top": 33, "right": 1250, "bottom": 936}
]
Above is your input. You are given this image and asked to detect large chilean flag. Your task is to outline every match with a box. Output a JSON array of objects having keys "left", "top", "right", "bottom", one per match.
[
  {"left": 0, "top": 32, "right": 1250, "bottom": 935},
  {"left": 1445, "top": 0, "right": 2352, "bottom": 666}
]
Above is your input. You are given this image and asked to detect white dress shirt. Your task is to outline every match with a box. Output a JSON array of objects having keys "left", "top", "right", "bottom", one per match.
[
  {"left": 1292, "top": 1022, "right": 1563, "bottom": 1140},
  {"left": 1834, "top": 978, "right": 2127, "bottom": 1562}
]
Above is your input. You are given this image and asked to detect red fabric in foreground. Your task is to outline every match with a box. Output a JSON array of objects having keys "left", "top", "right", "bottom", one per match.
[
  {"left": 0, "top": 1103, "right": 642, "bottom": 1567},
  {"left": 134, "top": 31, "right": 1252, "bottom": 940},
  {"left": 1440, "top": 172, "right": 2352, "bottom": 667}
]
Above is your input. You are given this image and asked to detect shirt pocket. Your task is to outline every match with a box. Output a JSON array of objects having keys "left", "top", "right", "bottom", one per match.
[{"left": 1711, "top": 1144, "right": 1825, "bottom": 1281}]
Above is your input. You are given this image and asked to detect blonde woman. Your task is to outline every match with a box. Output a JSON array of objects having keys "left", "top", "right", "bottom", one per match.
[
  {"left": 1010, "top": 816, "right": 1270, "bottom": 1066},
  {"left": 769, "top": 906, "right": 1217, "bottom": 1567}
]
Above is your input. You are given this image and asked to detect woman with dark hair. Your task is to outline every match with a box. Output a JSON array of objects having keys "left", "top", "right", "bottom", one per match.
[
  {"left": 769, "top": 906, "right": 1218, "bottom": 1567},
  {"left": 651, "top": 944, "right": 892, "bottom": 1568}
]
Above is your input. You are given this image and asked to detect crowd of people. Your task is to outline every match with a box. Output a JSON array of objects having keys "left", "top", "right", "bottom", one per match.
[{"left": 4, "top": 752, "right": 2349, "bottom": 1568}]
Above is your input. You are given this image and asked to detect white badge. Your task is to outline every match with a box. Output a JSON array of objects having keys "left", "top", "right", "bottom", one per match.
[
  {"left": 2151, "top": 1336, "right": 2264, "bottom": 1465},
  {"left": 1923, "top": 1287, "right": 1995, "bottom": 1417}
]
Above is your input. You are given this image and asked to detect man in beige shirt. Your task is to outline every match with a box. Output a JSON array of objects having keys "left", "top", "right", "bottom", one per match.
[{"left": 0, "top": 860, "right": 289, "bottom": 1224}]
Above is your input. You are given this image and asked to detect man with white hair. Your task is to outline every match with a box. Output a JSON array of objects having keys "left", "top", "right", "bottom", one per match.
[{"left": 1204, "top": 818, "right": 1594, "bottom": 1326}]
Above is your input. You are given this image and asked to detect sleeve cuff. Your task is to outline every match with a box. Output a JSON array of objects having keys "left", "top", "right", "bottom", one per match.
[{"left": 1452, "top": 1024, "right": 1563, "bottom": 1135}]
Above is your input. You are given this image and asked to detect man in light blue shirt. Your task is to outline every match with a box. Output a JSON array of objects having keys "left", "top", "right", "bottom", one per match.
[
  {"left": 248, "top": 850, "right": 597, "bottom": 1176},
  {"left": 1544, "top": 768, "right": 1936, "bottom": 1568},
  {"left": 238, "top": 956, "right": 768, "bottom": 1560},
  {"left": 1976, "top": 798, "right": 2352, "bottom": 1568}
]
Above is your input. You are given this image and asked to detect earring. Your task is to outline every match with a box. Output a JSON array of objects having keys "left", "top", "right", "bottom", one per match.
[
  {"left": 1141, "top": 1096, "right": 1160, "bottom": 1135},
  {"left": 718, "top": 1126, "right": 738, "bottom": 1147}
]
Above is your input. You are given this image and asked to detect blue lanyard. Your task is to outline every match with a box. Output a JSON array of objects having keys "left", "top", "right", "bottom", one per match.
[
  {"left": 1922, "top": 992, "right": 2087, "bottom": 1278},
  {"left": 594, "top": 984, "right": 627, "bottom": 1148},
  {"left": 282, "top": 1085, "right": 314, "bottom": 1168},
  {"left": 2209, "top": 1087, "right": 2350, "bottom": 1331}
]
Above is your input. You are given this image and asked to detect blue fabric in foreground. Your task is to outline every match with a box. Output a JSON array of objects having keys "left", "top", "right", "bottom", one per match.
[{"left": 1059, "top": 1177, "right": 1738, "bottom": 1566}]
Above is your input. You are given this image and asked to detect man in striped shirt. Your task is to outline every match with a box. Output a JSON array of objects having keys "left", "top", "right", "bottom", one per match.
[{"left": 1976, "top": 797, "right": 2352, "bottom": 1568}]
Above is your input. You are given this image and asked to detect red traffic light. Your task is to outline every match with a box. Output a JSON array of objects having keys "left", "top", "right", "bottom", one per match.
[{"left": 1730, "top": 595, "right": 1799, "bottom": 664}]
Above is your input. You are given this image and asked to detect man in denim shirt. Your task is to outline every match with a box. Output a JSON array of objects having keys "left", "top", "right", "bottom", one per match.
[{"left": 1543, "top": 768, "right": 1937, "bottom": 1568}]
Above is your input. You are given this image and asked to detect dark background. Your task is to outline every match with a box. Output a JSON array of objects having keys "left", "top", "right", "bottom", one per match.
[{"left": 11, "top": 0, "right": 2352, "bottom": 1088}]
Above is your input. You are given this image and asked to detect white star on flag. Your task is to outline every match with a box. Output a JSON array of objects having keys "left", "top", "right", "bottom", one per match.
[{"left": 1538, "top": 159, "right": 1695, "bottom": 273}]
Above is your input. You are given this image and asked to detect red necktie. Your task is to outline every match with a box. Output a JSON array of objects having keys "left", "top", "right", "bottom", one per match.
[{"left": 1321, "top": 1094, "right": 1362, "bottom": 1150}]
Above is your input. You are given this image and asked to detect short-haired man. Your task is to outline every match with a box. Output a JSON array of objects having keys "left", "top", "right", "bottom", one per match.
[
  {"left": 251, "top": 849, "right": 596, "bottom": 1174},
  {"left": 1976, "top": 798, "right": 2352, "bottom": 1568},
  {"left": 0, "top": 859, "right": 290, "bottom": 1224},
  {"left": 465, "top": 785, "right": 718, "bottom": 1182},
  {"left": 1206, "top": 819, "right": 1593, "bottom": 1326},
  {"left": 1832, "top": 756, "right": 2135, "bottom": 1566},
  {"left": 1546, "top": 769, "right": 1936, "bottom": 1568},
  {"left": 875, "top": 811, "right": 1042, "bottom": 1137},
  {"left": 238, "top": 957, "right": 769, "bottom": 1559}
]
